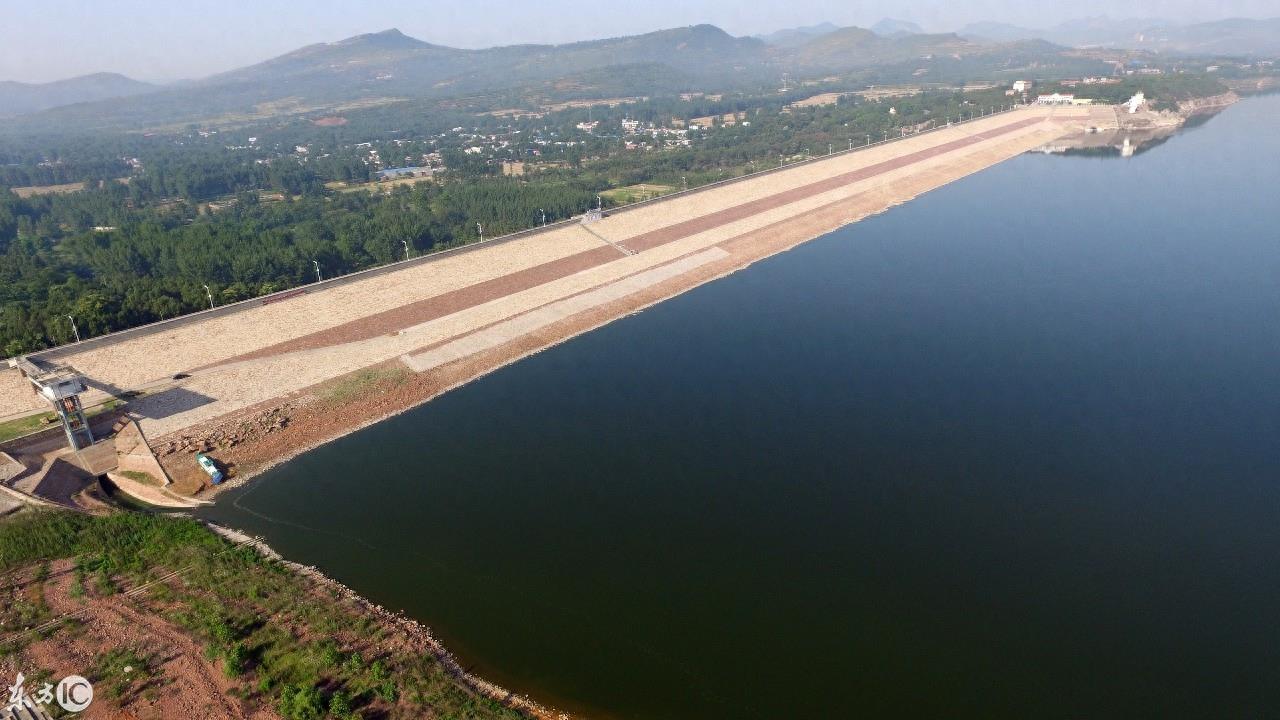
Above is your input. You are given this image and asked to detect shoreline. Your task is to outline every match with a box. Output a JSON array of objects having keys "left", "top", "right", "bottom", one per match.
[
  {"left": 204, "top": 522, "right": 573, "bottom": 719},
  {"left": 1034, "top": 91, "right": 1239, "bottom": 155}
]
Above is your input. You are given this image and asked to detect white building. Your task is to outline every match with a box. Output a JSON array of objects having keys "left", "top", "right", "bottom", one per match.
[
  {"left": 1012, "top": 80, "right": 1032, "bottom": 93},
  {"left": 1034, "top": 93, "right": 1075, "bottom": 106}
]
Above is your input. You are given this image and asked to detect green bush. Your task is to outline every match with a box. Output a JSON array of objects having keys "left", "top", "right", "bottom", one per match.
[
  {"left": 278, "top": 682, "right": 325, "bottom": 720},
  {"left": 327, "top": 689, "right": 353, "bottom": 719},
  {"left": 224, "top": 642, "right": 248, "bottom": 677}
]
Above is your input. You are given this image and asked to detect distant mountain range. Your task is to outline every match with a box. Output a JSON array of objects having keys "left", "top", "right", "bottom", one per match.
[
  {"left": 755, "top": 22, "right": 841, "bottom": 47},
  {"left": 757, "top": 18, "right": 925, "bottom": 46},
  {"left": 762, "top": 15, "right": 1280, "bottom": 56},
  {"left": 791, "top": 26, "right": 962, "bottom": 67},
  {"left": 870, "top": 18, "right": 925, "bottom": 37},
  {"left": 0, "top": 72, "right": 155, "bottom": 117},
  {"left": 6, "top": 15, "right": 1276, "bottom": 132},
  {"left": 958, "top": 16, "right": 1280, "bottom": 55},
  {"left": 5, "top": 24, "right": 1079, "bottom": 131}
]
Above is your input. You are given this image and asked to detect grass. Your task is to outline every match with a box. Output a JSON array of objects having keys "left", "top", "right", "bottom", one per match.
[
  {"left": 90, "top": 646, "right": 155, "bottom": 701},
  {"left": 319, "top": 366, "right": 411, "bottom": 407},
  {"left": 329, "top": 176, "right": 436, "bottom": 194},
  {"left": 10, "top": 182, "right": 88, "bottom": 198},
  {"left": 601, "top": 183, "right": 674, "bottom": 204},
  {"left": 0, "top": 412, "right": 57, "bottom": 444},
  {"left": 0, "top": 398, "right": 124, "bottom": 445},
  {"left": 118, "top": 470, "right": 162, "bottom": 486},
  {"left": 0, "top": 511, "right": 530, "bottom": 719}
]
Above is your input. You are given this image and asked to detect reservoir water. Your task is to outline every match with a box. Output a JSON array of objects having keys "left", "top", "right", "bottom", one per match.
[{"left": 201, "top": 96, "right": 1280, "bottom": 719}]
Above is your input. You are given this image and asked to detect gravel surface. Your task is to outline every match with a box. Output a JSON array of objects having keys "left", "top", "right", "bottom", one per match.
[{"left": 0, "top": 368, "right": 45, "bottom": 416}]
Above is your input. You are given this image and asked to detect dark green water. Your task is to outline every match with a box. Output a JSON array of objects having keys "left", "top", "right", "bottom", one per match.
[{"left": 201, "top": 96, "right": 1280, "bottom": 719}]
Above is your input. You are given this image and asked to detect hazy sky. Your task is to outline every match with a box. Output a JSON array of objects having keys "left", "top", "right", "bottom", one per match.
[{"left": 2, "top": 0, "right": 1277, "bottom": 83}]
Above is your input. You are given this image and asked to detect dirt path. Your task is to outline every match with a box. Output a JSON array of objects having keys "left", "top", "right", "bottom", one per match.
[{"left": 1, "top": 560, "right": 275, "bottom": 720}]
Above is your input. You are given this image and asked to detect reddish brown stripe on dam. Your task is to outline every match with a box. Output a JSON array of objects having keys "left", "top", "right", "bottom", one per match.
[{"left": 198, "top": 116, "right": 1042, "bottom": 370}]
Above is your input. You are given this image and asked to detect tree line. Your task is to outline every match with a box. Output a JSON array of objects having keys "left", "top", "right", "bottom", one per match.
[{"left": 0, "top": 178, "right": 595, "bottom": 354}]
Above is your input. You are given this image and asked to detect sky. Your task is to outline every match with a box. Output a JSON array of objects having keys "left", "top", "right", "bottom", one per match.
[{"left": 2, "top": 0, "right": 1277, "bottom": 83}]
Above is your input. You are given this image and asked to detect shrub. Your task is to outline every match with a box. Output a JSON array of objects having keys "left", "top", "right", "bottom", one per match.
[
  {"left": 278, "top": 682, "right": 325, "bottom": 720},
  {"left": 224, "top": 642, "right": 248, "bottom": 677}
]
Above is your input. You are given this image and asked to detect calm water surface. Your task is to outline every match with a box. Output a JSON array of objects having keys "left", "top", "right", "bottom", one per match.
[{"left": 202, "top": 96, "right": 1280, "bottom": 719}]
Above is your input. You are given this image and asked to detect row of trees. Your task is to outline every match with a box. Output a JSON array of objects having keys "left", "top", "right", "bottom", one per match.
[{"left": 0, "top": 178, "right": 596, "bottom": 354}]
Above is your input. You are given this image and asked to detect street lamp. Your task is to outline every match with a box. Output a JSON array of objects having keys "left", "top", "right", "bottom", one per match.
[
  {"left": 313, "top": 260, "right": 322, "bottom": 283},
  {"left": 828, "top": 143, "right": 833, "bottom": 155},
  {"left": 202, "top": 284, "right": 215, "bottom": 310},
  {"left": 866, "top": 134, "right": 871, "bottom": 146},
  {"left": 402, "top": 240, "right": 411, "bottom": 261},
  {"left": 681, "top": 176, "right": 687, "bottom": 191},
  {"left": 848, "top": 139, "right": 853, "bottom": 151},
  {"left": 476, "top": 222, "right": 483, "bottom": 241},
  {"left": 67, "top": 315, "right": 80, "bottom": 343},
  {"left": 540, "top": 208, "right": 546, "bottom": 227}
]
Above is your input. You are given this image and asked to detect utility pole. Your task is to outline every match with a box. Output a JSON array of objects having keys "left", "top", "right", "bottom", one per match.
[
  {"left": 203, "top": 284, "right": 215, "bottom": 310},
  {"left": 67, "top": 315, "right": 80, "bottom": 343},
  {"left": 313, "top": 260, "right": 322, "bottom": 283},
  {"left": 403, "top": 240, "right": 411, "bottom": 261}
]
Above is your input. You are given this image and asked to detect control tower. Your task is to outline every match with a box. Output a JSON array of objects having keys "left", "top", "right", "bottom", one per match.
[{"left": 15, "top": 358, "right": 94, "bottom": 450}]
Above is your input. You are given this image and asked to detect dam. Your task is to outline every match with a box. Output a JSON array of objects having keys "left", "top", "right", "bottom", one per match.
[{"left": 1, "top": 104, "right": 1102, "bottom": 490}]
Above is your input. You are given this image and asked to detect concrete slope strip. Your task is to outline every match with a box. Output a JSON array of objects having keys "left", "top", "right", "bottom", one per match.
[{"left": 401, "top": 248, "right": 730, "bottom": 373}]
